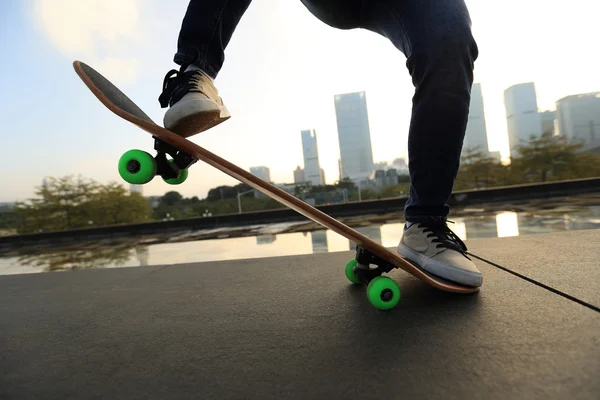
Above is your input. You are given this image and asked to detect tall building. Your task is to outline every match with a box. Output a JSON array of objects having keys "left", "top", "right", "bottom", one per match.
[
  {"left": 463, "top": 83, "right": 490, "bottom": 154},
  {"left": 301, "top": 129, "right": 325, "bottom": 185},
  {"left": 249, "top": 166, "right": 271, "bottom": 182},
  {"left": 130, "top": 184, "right": 143, "bottom": 195},
  {"left": 504, "top": 82, "right": 542, "bottom": 159},
  {"left": 293, "top": 166, "right": 305, "bottom": 183},
  {"left": 556, "top": 92, "right": 600, "bottom": 153},
  {"left": 539, "top": 110, "right": 556, "bottom": 135},
  {"left": 334, "top": 91, "right": 374, "bottom": 181},
  {"left": 250, "top": 166, "right": 271, "bottom": 197}
]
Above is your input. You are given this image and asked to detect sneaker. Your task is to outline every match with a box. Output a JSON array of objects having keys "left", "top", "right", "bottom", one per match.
[
  {"left": 397, "top": 220, "right": 483, "bottom": 287},
  {"left": 158, "top": 65, "right": 231, "bottom": 137}
]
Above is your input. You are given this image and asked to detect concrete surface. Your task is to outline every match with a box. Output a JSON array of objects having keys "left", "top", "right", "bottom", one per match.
[
  {"left": 467, "top": 229, "right": 600, "bottom": 309},
  {"left": 1, "top": 230, "right": 599, "bottom": 399}
]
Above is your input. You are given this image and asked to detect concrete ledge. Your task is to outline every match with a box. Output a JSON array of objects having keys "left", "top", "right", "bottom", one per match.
[{"left": 1, "top": 230, "right": 599, "bottom": 399}]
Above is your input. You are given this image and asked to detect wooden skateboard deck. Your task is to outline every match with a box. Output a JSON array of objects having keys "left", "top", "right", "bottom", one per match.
[{"left": 73, "top": 60, "right": 479, "bottom": 306}]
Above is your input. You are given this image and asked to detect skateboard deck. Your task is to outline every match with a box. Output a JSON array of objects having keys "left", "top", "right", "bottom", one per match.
[{"left": 73, "top": 60, "right": 479, "bottom": 309}]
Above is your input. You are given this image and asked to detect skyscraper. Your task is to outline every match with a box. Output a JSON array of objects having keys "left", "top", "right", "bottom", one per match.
[
  {"left": 249, "top": 166, "right": 271, "bottom": 182},
  {"left": 463, "top": 83, "right": 490, "bottom": 155},
  {"left": 301, "top": 129, "right": 324, "bottom": 185},
  {"left": 130, "top": 184, "right": 143, "bottom": 195},
  {"left": 334, "top": 91, "right": 374, "bottom": 181},
  {"left": 556, "top": 92, "right": 600, "bottom": 153},
  {"left": 539, "top": 110, "right": 556, "bottom": 136},
  {"left": 504, "top": 82, "right": 542, "bottom": 159}
]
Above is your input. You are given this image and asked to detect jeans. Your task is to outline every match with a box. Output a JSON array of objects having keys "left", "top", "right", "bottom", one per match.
[{"left": 173, "top": 0, "right": 479, "bottom": 224}]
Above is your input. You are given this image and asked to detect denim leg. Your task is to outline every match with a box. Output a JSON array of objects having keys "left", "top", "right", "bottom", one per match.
[
  {"left": 299, "top": 0, "right": 362, "bottom": 30},
  {"left": 360, "top": 0, "right": 479, "bottom": 223},
  {"left": 174, "top": 0, "right": 252, "bottom": 78}
]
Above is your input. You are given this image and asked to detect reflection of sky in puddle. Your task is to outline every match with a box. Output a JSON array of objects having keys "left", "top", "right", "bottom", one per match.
[{"left": 1, "top": 206, "right": 600, "bottom": 275}]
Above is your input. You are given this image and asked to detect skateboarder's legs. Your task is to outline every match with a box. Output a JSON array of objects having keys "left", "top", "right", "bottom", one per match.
[{"left": 161, "top": 0, "right": 483, "bottom": 287}]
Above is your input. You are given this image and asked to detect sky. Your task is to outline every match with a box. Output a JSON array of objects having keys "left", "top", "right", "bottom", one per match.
[{"left": 1, "top": 0, "right": 598, "bottom": 202}]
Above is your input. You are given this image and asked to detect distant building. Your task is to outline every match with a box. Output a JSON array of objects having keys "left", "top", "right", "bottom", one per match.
[
  {"left": 371, "top": 168, "right": 399, "bottom": 188},
  {"left": 249, "top": 166, "right": 271, "bottom": 182},
  {"left": 275, "top": 183, "right": 297, "bottom": 195},
  {"left": 556, "top": 92, "right": 600, "bottom": 153},
  {"left": 390, "top": 158, "right": 409, "bottom": 175},
  {"left": 539, "top": 110, "right": 556, "bottom": 135},
  {"left": 301, "top": 129, "right": 325, "bottom": 185},
  {"left": 250, "top": 166, "right": 271, "bottom": 198},
  {"left": 488, "top": 151, "right": 502, "bottom": 163},
  {"left": 293, "top": 166, "right": 305, "bottom": 184},
  {"left": 463, "top": 83, "right": 491, "bottom": 155},
  {"left": 130, "top": 184, "right": 143, "bottom": 195},
  {"left": 148, "top": 196, "right": 162, "bottom": 208},
  {"left": 374, "top": 161, "right": 388, "bottom": 170},
  {"left": 334, "top": 91, "right": 375, "bottom": 181},
  {"left": 504, "top": 82, "right": 542, "bottom": 159}
]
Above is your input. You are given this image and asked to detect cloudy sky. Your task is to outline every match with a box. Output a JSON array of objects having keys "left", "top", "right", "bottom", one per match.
[{"left": 0, "top": 0, "right": 598, "bottom": 202}]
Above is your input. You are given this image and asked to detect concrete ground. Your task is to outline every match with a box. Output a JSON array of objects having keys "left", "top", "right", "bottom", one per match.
[{"left": 1, "top": 229, "right": 599, "bottom": 399}]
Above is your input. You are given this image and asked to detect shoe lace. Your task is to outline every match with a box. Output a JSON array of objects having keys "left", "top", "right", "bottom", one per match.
[
  {"left": 158, "top": 65, "right": 202, "bottom": 108},
  {"left": 419, "top": 219, "right": 467, "bottom": 253}
]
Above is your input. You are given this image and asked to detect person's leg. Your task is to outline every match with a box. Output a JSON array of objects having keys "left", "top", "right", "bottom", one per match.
[
  {"left": 363, "top": 0, "right": 478, "bottom": 223},
  {"left": 174, "top": 0, "right": 252, "bottom": 79},
  {"left": 299, "top": 0, "right": 362, "bottom": 31},
  {"left": 357, "top": 0, "right": 482, "bottom": 287},
  {"left": 159, "top": 0, "right": 252, "bottom": 137}
]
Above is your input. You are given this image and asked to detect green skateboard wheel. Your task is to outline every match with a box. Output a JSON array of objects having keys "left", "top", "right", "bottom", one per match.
[
  {"left": 118, "top": 149, "right": 157, "bottom": 184},
  {"left": 345, "top": 259, "right": 362, "bottom": 284},
  {"left": 366, "top": 276, "right": 401, "bottom": 311},
  {"left": 162, "top": 160, "right": 189, "bottom": 185}
]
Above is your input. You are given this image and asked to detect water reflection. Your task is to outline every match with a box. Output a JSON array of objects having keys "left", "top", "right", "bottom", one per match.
[{"left": 2, "top": 206, "right": 600, "bottom": 275}]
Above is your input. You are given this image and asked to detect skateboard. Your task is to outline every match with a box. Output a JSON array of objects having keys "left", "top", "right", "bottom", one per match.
[{"left": 73, "top": 60, "right": 480, "bottom": 310}]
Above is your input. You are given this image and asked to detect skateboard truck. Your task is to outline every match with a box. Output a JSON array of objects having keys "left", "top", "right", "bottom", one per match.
[
  {"left": 352, "top": 245, "right": 395, "bottom": 285},
  {"left": 153, "top": 136, "right": 197, "bottom": 180}
]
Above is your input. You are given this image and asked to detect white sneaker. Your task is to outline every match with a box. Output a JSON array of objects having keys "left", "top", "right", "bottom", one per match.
[
  {"left": 397, "top": 220, "right": 483, "bottom": 287},
  {"left": 159, "top": 66, "right": 230, "bottom": 137}
]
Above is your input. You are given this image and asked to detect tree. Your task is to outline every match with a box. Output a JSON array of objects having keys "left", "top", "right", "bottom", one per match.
[
  {"left": 14, "top": 176, "right": 152, "bottom": 234},
  {"left": 87, "top": 182, "right": 152, "bottom": 226},
  {"left": 206, "top": 183, "right": 251, "bottom": 201},
  {"left": 513, "top": 133, "right": 585, "bottom": 183},
  {"left": 14, "top": 175, "right": 99, "bottom": 233},
  {"left": 161, "top": 191, "right": 184, "bottom": 206},
  {"left": 455, "top": 147, "right": 504, "bottom": 190}
]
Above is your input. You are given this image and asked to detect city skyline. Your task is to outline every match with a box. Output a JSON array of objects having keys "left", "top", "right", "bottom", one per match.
[{"left": 1, "top": 0, "right": 599, "bottom": 202}]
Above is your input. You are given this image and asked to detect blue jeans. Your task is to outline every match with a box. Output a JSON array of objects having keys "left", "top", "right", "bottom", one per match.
[{"left": 173, "top": 0, "right": 479, "bottom": 224}]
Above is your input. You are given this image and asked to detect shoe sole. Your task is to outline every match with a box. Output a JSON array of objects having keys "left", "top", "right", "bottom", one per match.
[
  {"left": 167, "top": 111, "right": 230, "bottom": 138},
  {"left": 397, "top": 243, "right": 483, "bottom": 287}
]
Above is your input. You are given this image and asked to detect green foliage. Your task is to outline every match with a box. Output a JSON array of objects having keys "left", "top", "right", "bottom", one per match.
[
  {"left": 455, "top": 135, "right": 600, "bottom": 191},
  {"left": 455, "top": 147, "right": 506, "bottom": 190},
  {"left": 14, "top": 176, "right": 152, "bottom": 234},
  {"left": 206, "top": 183, "right": 251, "bottom": 201},
  {"left": 0, "top": 205, "right": 18, "bottom": 230}
]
